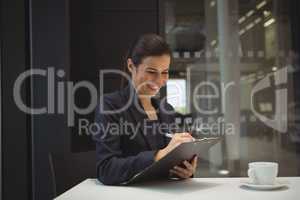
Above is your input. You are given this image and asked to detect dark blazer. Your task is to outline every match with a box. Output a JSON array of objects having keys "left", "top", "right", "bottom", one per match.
[{"left": 93, "top": 84, "right": 178, "bottom": 185}]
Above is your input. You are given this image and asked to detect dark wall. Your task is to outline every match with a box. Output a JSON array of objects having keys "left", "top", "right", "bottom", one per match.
[
  {"left": 30, "top": 0, "right": 160, "bottom": 199},
  {"left": 290, "top": 0, "right": 300, "bottom": 52},
  {"left": 1, "top": 0, "right": 160, "bottom": 199},
  {"left": 29, "top": 0, "right": 71, "bottom": 199},
  {"left": 290, "top": 0, "right": 300, "bottom": 154},
  {"left": 1, "top": 0, "right": 31, "bottom": 199},
  {"left": 290, "top": 0, "right": 300, "bottom": 106},
  {"left": 31, "top": 0, "right": 71, "bottom": 200},
  {"left": 70, "top": 0, "right": 159, "bottom": 153}
]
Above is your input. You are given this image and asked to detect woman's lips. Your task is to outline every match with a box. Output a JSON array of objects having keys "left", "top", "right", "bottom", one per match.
[{"left": 147, "top": 84, "right": 159, "bottom": 91}]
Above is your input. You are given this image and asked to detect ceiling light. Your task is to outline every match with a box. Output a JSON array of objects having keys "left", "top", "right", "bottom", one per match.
[
  {"left": 255, "top": 17, "right": 262, "bottom": 24},
  {"left": 256, "top": 1, "right": 267, "bottom": 9},
  {"left": 263, "top": 10, "right": 271, "bottom": 17},
  {"left": 238, "top": 16, "right": 246, "bottom": 24},
  {"left": 264, "top": 18, "right": 275, "bottom": 27},
  {"left": 218, "top": 170, "right": 230, "bottom": 175},
  {"left": 210, "top": 40, "right": 217, "bottom": 46},
  {"left": 246, "top": 23, "right": 255, "bottom": 30},
  {"left": 246, "top": 10, "right": 255, "bottom": 17},
  {"left": 239, "top": 29, "right": 245, "bottom": 35}
]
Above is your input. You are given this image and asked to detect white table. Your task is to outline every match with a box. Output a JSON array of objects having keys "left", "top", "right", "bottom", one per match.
[{"left": 55, "top": 177, "right": 300, "bottom": 200}]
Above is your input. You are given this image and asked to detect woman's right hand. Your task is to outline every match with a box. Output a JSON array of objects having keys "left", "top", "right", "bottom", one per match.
[{"left": 154, "top": 132, "right": 194, "bottom": 161}]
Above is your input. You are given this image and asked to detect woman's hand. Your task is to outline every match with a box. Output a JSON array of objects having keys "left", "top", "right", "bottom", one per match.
[
  {"left": 169, "top": 156, "right": 198, "bottom": 179},
  {"left": 154, "top": 132, "right": 194, "bottom": 161}
]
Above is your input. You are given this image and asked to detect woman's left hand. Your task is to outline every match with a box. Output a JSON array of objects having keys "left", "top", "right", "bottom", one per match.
[{"left": 169, "top": 156, "right": 198, "bottom": 179}]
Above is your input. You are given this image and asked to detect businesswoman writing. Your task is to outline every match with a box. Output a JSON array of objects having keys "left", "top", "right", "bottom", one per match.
[{"left": 94, "top": 34, "right": 197, "bottom": 185}]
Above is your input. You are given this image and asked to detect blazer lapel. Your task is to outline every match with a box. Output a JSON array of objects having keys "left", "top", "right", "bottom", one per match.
[
  {"left": 151, "top": 97, "right": 173, "bottom": 145},
  {"left": 121, "top": 84, "right": 157, "bottom": 150}
]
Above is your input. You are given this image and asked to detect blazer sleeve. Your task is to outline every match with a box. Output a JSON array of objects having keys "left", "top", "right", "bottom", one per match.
[{"left": 93, "top": 97, "right": 157, "bottom": 185}]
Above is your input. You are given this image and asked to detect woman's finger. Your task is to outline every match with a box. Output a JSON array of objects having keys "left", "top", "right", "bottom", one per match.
[
  {"left": 182, "top": 160, "right": 194, "bottom": 172},
  {"left": 174, "top": 166, "right": 192, "bottom": 177},
  {"left": 192, "top": 156, "right": 198, "bottom": 170},
  {"left": 175, "top": 132, "right": 193, "bottom": 139},
  {"left": 176, "top": 137, "right": 194, "bottom": 144},
  {"left": 170, "top": 169, "right": 188, "bottom": 179}
]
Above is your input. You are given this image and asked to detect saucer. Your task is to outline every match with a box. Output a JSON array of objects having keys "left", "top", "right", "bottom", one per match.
[{"left": 240, "top": 180, "right": 289, "bottom": 190}]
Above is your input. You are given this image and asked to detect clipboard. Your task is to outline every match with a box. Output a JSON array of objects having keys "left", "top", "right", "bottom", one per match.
[{"left": 121, "top": 137, "right": 221, "bottom": 185}]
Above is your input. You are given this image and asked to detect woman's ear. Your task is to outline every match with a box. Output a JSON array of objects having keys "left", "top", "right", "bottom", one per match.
[{"left": 127, "top": 58, "right": 134, "bottom": 73}]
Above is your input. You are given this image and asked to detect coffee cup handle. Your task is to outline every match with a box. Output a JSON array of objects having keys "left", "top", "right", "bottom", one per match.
[{"left": 247, "top": 168, "right": 256, "bottom": 183}]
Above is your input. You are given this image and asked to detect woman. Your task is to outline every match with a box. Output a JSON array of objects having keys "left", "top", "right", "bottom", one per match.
[{"left": 93, "top": 34, "right": 197, "bottom": 185}]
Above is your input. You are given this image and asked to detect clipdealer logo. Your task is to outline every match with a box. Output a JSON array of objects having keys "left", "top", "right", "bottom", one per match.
[
  {"left": 251, "top": 67, "right": 288, "bottom": 133},
  {"left": 12, "top": 68, "right": 133, "bottom": 127},
  {"left": 12, "top": 66, "right": 288, "bottom": 134}
]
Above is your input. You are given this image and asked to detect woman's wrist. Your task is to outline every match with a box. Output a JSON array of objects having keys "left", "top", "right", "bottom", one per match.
[{"left": 154, "top": 149, "right": 166, "bottom": 162}]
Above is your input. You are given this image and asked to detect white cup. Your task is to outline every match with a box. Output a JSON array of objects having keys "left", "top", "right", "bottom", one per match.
[{"left": 247, "top": 162, "right": 278, "bottom": 185}]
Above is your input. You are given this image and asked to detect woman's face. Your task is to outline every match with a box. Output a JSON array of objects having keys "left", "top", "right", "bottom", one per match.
[{"left": 128, "top": 54, "right": 170, "bottom": 97}]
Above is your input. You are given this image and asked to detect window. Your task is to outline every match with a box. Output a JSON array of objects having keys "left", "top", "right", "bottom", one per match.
[
  {"left": 167, "top": 79, "right": 187, "bottom": 114},
  {"left": 162, "top": 0, "right": 300, "bottom": 177}
]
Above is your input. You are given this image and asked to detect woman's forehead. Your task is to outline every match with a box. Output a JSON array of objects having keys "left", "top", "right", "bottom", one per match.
[{"left": 141, "top": 55, "right": 170, "bottom": 70}]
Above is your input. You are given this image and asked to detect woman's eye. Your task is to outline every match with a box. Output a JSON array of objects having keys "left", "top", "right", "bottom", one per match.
[
  {"left": 147, "top": 71, "right": 156, "bottom": 74},
  {"left": 146, "top": 71, "right": 169, "bottom": 76}
]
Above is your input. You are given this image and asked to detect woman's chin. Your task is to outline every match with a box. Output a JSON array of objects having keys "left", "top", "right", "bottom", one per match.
[
  {"left": 144, "top": 89, "right": 159, "bottom": 97},
  {"left": 138, "top": 86, "right": 160, "bottom": 97}
]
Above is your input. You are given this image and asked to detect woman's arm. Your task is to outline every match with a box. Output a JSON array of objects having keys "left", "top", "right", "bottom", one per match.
[{"left": 93, "top": 98, "right": 157, "bottom": 185}]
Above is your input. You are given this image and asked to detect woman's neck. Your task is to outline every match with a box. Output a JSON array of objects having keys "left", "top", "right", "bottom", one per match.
[
  {"left": 131, "top": 83, "right": 152, "bottom": 106},
  {"left": 139, "top": 95, "right": 157, "bottom": 120},
  {"left": 139, "top": 95, "right": 152, "bottom": 107}
]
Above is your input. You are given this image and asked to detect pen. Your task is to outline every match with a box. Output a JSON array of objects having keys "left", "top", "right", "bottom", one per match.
[
  {"left": 164, "top": 133, "right": 219, "bottom": 142},
  {"left": 164, "top": 133, "right": 174, "bottom": 138},
  {"left": 164, "top": 132, "right": 196, "bottom": 142},
  {"left": 164, "top": 132, "right": 194, "bottom": 138}
]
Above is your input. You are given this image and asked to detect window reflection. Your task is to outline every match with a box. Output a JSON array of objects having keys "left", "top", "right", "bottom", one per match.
[
  {"left": 162, "top": 0, "right": 300, "bottom": 177},
  {"left": 167, "top": 79, "right": 187, "bottom": 114}
]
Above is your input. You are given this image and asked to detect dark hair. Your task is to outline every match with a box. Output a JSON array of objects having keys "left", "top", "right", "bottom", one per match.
[
  {"left": 122, "top": 33, "right": 171, "bottom": 87},
  {"left": 127, "top": 33, "right": 171, "bottom": 65}
]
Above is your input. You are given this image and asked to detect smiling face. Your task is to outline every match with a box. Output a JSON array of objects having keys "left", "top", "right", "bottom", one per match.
[{"left": 127, "top": 54, "right": 170, "bottom": 97}]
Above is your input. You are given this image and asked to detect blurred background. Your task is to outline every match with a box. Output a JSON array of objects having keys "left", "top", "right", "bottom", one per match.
[{"left": 1, "top": 0, "right": 300, "bottom": 199}]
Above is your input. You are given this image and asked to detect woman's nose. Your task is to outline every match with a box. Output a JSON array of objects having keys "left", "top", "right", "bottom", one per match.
[
  {"left": 150, "top": 72, "right": 167, "bottom": 87},
  {"left": 154, "top": 77, "right": 166, "bottom": 87}
]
